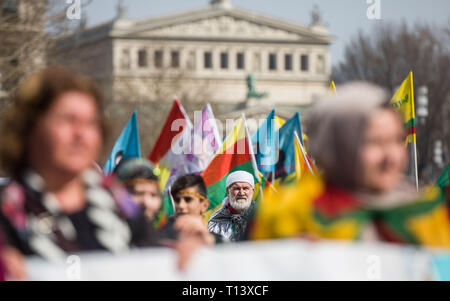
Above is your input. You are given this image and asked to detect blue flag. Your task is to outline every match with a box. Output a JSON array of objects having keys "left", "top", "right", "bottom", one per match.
[
  {"left": 252, "top": 110, "right": 277, "bottom": 173},
  {"left": 103, "top": 110, "right": 141, "bottom": 173},
  {"left": 275, "top": 112, "right": 304, "bottom": 178}
]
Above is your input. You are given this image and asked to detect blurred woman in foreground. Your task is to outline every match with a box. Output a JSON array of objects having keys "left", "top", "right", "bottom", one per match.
[
  {"left": 0, "top": 67, "right": 149, "bottom": 262},
  {"left": 251, "top": 82, "right": 450, "bottom": 247}
]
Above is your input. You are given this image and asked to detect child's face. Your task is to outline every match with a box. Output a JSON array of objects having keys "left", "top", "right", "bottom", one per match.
[
  {"left": 174, "top": 186, "right": 209, "bottom": 217},
  {"left": 131, "top": 181, "right": 162, "bottom": 220}
]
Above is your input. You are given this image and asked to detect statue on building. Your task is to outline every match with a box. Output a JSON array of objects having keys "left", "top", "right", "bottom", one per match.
[
  {"left": 210, "top": 0, "right": 232, "bottom": 9},
  {"left": 116, "top": 0, "right": 127, "bottom": 19},
  {"left": 310, "top": 4, "right": 322, "bottom": 26},
  {"left": 246, "top": 73, "right": 268, "bottom": 101}
]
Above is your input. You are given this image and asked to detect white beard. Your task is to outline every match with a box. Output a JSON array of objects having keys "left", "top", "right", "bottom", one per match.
[{"left": 228, "top": 193, "right": 252, "bottom": 212}]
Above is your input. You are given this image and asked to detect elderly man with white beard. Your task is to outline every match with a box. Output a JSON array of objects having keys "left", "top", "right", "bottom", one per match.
[{"left": 207, "top": 171, "right": 256, "bottom": 242}]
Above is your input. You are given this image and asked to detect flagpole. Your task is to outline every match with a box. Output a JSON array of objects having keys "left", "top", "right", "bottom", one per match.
[
  {"left": 294, "top": 131, "right": 314, "bottom": 175},
  {"left": 410, "top": 72, "right": 419, "bottom": 190},
  {"left": 413, "top": 142, "right": 419, "bottom": 190},
  {"left": 168, "top": 185, "right": 176, "bottom": 216},
  {"left": 242, "top": 113, "right": 264, "bottom": 201}
]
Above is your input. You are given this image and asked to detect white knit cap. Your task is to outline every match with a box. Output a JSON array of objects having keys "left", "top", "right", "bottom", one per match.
[{"left": 226, "top": 171, "right": 254, "bottom": 189}]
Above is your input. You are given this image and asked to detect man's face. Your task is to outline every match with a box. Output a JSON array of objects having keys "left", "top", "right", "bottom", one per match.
[
  {"left": 174, "top": 186, "right": 209, "bottom": 216},
  {"left": 227, "top": 182, "right": 254, "bottom": 212}
]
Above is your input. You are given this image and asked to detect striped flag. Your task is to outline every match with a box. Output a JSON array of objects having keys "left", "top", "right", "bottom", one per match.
[{"left": 201, "top": 117, "right": 259, "bottom": 211}]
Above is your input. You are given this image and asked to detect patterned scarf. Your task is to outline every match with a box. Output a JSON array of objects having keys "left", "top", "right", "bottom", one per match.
[
  {"left": 251, "top": 175, "right": 450, "bottom": 247},
  {"left": 0, "top": 169, "right": 135, "bottom": 262},
  {"left": 208, "top": 197, "right": 256, "bottom": 242}
]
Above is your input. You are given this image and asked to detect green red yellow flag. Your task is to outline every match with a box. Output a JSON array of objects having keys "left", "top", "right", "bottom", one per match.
[{"left": 201, "top": 118, "right": 258, "bottom": 210}]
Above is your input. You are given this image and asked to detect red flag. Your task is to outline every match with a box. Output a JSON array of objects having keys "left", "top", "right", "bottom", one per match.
[{"left": 148, "top": 99, "right": 189, "bottom": 163}]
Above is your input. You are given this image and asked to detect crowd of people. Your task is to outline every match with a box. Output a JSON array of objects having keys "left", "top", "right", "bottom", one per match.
[{"left": 0, "top": 67, "right": 448, "bottom": 280}]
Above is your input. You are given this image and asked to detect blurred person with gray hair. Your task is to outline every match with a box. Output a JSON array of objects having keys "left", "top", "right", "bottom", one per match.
[{"left": 250, "top": 82, "right": 450, "bottom": 247}]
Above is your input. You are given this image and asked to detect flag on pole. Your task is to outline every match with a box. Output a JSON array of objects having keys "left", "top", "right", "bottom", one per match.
[
  {"left": 163, "top": 104, "right": 222, "bottom": 200},
  {"left": 294, "top": 131, "right": 315, "bottom": 182},
  {"left": 274, "top": 112, "right": 304, "bottom": 179},
  {"left": 391, "top": 71, "right": 416, "bottom": 144},
  {"left": 186, "top": 103, "right": 222, "bottom": 172},
  {"left": 391, "top": 71, "right": 418, "bottom": 189},
  {"left": 329, "top": 81, "right": 337, "bottom": 96},
  {"left": 252, "top": 110, "right": 277, "bottom": 173},
  {"left": 147, "top": 99, "right": 192, "bottom": 214},
  {"left": 201, "top": 117, "right": 259, "bottom": 210},
  {"left": 103, "top": 110, "right": 141, "bottom": 174}
]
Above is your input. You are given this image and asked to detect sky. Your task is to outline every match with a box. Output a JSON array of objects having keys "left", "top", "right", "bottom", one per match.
[{"left": 82, "top": 0, "right": 450, "bottom": 66}]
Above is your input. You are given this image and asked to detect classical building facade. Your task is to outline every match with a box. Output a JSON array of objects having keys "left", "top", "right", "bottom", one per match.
[{"left": 54, "top": 0, "right": 334, "bottom": 107}]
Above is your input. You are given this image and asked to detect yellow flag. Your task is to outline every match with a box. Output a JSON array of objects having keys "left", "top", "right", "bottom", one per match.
[
  {"left": 390, "top": 71, "right": 416, "bottom": 144},
  {"left": 274, "top": 115, "right": 286, "bottom": 129},
  {"left": 328, "top": 81, "right": 337, "bottom": 96}
]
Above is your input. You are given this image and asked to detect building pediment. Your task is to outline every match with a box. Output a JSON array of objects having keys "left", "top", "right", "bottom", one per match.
[
  {"left": 112, "top": 6, "right": 333, "bottom": 44},
  {"left": 133, "top": 15, "right": 304, "bottom": 42}
]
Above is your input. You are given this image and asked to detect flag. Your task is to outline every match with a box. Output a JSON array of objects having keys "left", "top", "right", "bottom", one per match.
[
  {"left": 274, "top": 115, "right": 286, "bottom": 129},
  {"left": 163, "top": 103, "right": 222, "bottom": 204},
  {"left": 147, "top": 99, "right": 192, "bottom": 214},
  {"left": 251, "top": 173, "right": 450, "bottom": 247},
  {"left": 201, "top": 117, "right": 259, "bottom": 210},
  {"left": 329, "top": 81, "right": 337, "bottom": 96},
  {"left": 274, "top": 112, "right": 304, "bottom": 179},
  {"left": 252, "top": 110, "right": 277, "bottom": 173},
  {"left": 103, "top": 110, "right": 141, "bottom": 174},
  {"left": 294, "top": 131, "right": 316, "bottom": 182},
  {"left": 185, "top": 103, "right": 222, "bottom": 172},
  {"left": 391, "top": 71, "right": 416, "bottom": 144},
  {"left": 436, "top": 162, "right": 450, "bottom": 202}
]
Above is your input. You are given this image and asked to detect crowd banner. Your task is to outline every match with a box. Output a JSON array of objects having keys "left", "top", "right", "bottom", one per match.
[{"left": 25, "top": 239, "right": 449, "bottom": 281}]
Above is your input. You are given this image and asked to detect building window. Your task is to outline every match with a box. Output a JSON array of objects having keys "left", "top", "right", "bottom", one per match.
[
  {"left": 171, "top": 51, "right": 180, "bottom": 68},
  {"left": 220, "top": 52, "right": 228, "bottom": 69},
  {"left": 154, "top": 50, "right": 163, "bottom": 68},
  {"left": 204, "top": 51, "right": 212, "bottom": 69},
  {"left": 301, "top": 54, "right": 309, "bottom": 71},
  {"left": 120, "top": 49, "right": 130, "bottom": 70},
  {"left": 316, "top": 54, "right": 325, "bottom": 74},
  {"left": 1, "top": 0, "right": 18, "bottom": 14},
  {"left": 236, "top": 52, "right": 245, "bottom": 70},
  {"left": 138, "top": 49, "right": 147, "bottom": 68},
  {"left": 269, "top": 53, "right": 277, "bottom": 70},
  {"left": 187, "top": 51, "right": 196, "bottom": 70},
  {"left": 284, "top": 54, "right": 292, "bottom": 71},
  {"left": 253, "top": 52, "right": 261, "bottom": 72}
]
